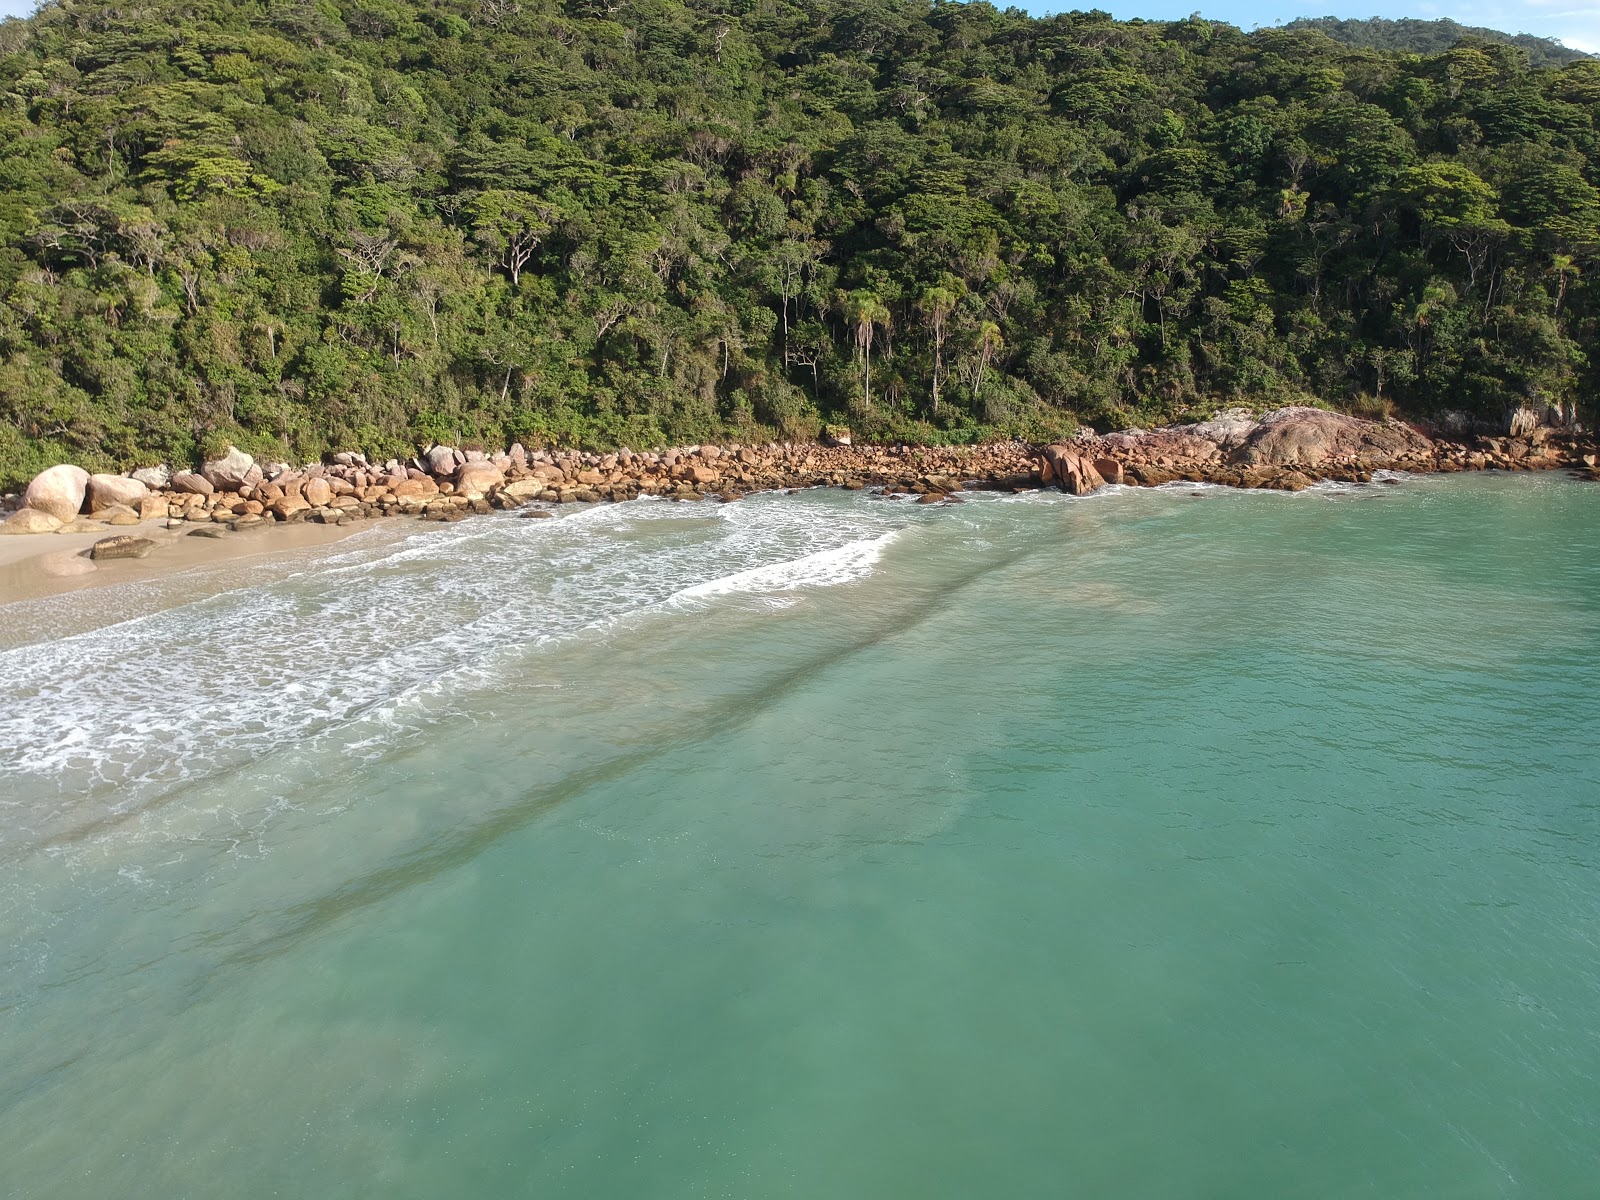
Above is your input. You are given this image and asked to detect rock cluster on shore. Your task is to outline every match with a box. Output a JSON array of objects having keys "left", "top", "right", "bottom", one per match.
[{"left": 2, "top": 408, "right": 1595, "bottom": 539}]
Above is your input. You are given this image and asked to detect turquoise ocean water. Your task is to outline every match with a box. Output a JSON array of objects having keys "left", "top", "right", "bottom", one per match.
[{"left": 1, "top": 472, "right": 1598, "bottom": 1197}]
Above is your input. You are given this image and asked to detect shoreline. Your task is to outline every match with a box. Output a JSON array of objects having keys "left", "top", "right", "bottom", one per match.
[{"left": 3, "top": 408, "right": 1596, "bottom": 610}]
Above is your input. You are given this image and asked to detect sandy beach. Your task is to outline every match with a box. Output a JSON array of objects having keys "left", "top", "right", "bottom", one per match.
[{"left": 0, "top": 518, "right": 405, "bottom": 650}]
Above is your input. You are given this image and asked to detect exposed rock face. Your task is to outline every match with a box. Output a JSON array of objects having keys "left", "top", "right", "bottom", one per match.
[
  {"left": 455, "top": 462, "right": 505, "bottom": 498},
  {"left": 131, "top": 465, "right": 171, "bottom": 489},
  {"left": 86, "top": 473, "right": 150, "bottom": 511},
  {"left": 1238, "top": 407, "right": 1429, "bottom": 467},
  {"left": 1, "top": 507, "right": 63, "bottom": 534},
  {"left": 1041, "top": 445, "right": 1107, "bottom": 495},
  {"left": 24, "top": 464, "right": 90, "bottom": 521},
  {"left": 89, "top": 534, "right": 155, "bottom": 560},
  {"left": 202, "top": 446, "right": 257, "bottom": 490},
  {"left": 1185, "top": 408, "right": 1260, "bottom": 447},
  {"left": 170, "top": 471, "right": 214, "bottom": 495},
  {"left": 1093, "top": 458, "right": 1125, "bottom": 485}
]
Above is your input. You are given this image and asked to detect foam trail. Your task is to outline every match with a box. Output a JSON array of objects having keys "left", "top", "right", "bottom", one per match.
[{"left": 674, "top": 532, "right": 899, "bottom": 600}]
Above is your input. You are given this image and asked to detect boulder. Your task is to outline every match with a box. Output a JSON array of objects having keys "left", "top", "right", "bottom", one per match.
[
  {"left": 170, "top": 471, "right": 214, "bottom": 496},
  {"left": 426, "top": 445, "right": 461, "bottom": 477},
  {"left": 89, "top": 504, "right": 141, "bottom": 526},
  {"left": 131, "top": 465, "right": 171, "bottom": 489},
  {"left": 201, "top": 446, "right": 256, "bottom": 490},
  {"left": 501, "top": 479, "right": 546, "bottom": 502},
  {"left": 302, "top": 478, "right": 334, "bottom": 507},
  {"left": 24, "top": 464, "right": 89, "bottom": 521},
  {"left": 89, "top": 534, "right": 156, "bottom": 560},
  {"left": 58, "top": 518, "right": 109, "bottom": 534},
  {"left": 1093, "top": 458, "right": 1126, "bottom": 485},
  {"left": 1239, "top": 407, "right": 1433, "bottom": 468},
  {"left": 1041, "top": 445, "right": 1107, "bottom": 496},
  {"left": 686, "top": 465, "right": 719, "bottom": 486},
  {"left": 455, "top": 462, "right": 505, "bottom": 498},
  {"left": 86, "top": 473, "right": 150, "bottom": 511},
  {"left": 389, "top": 476, "right": 439, "bottom": 500},
  {"left": 1, "top": 507, "right": 63, "bottom": 534}
]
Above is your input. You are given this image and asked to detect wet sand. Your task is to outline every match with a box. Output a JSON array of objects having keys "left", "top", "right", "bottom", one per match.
[{"left": 0, "top": 518, "right": 408, "bottom": 650}]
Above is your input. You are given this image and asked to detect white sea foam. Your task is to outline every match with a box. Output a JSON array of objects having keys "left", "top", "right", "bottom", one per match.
[
  {"left": 0, "top": 493, "right": 910, "bottom": 854},
  {"left": 673, "top": 532, "right": 898, "bottom": 601}
]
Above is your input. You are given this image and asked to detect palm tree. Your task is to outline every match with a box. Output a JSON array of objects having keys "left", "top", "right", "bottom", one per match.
[
  {"left": 974, "top": 320, "right": 1003, "bottom": 396},
  {"left": 917, "top": 286, "right": 957, "bottom": 415},
  {"left": 843, "top": 290, "right": 890, "bottom": 407}
]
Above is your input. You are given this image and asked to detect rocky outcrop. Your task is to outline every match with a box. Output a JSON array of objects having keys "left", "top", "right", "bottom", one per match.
[
  {"left": 24, "top": 464, "right": 90, "bottom": 521},
  {"left": 1237, "top": 407, "right": 1429, "bottom": 468},
  {"left": 1041, "top": 445, "right": 1107, "bottom": 495},
  {"left": 86, "top": 473, "right": 150, "bottom": 511},
  {"left": 2, "top": 412, "right": 1592, "bottom": 547}
]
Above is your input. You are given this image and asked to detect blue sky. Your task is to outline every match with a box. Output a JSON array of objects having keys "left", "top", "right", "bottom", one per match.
[{"left": 0, "top": 0, "right": 1594, "bottom": 53}]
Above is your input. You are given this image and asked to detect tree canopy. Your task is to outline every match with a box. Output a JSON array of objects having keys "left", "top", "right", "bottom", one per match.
[{"left": 1, "top": 0, "right": 1598, "bottom": 482}]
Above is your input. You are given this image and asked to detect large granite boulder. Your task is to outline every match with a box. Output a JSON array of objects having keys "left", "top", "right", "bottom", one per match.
[
  {"left": 455, "top": 462, "right": 505, "bottom": 498},
  {"left": 86, "top": 473, "right": 149, "bottom": 511},
  {"left": 24, "top": 464, "right": 89, "bottom": 521},
  {"left": 426, "top": 445, "right": 462, "bottom": 477},
  {"left": 201, "top": 446, "right": 258, "bottom": 490},
  {"left": 130, "top": 465, "right": 171, "bottom": 489},
  {"left": 170, "top": 471, "right": 214, "bottom": 495},
  {"left": 1041, "top": 445, "right": 1107, "bottom": 495}
]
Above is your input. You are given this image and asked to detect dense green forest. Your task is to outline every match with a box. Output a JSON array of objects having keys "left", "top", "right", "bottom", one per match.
[
  {"left": 1283, "top": 17, "right": 1588, "bottom": 68},
  {"left": 1, "top": 0, "right": 1598, "bottom": 480}
]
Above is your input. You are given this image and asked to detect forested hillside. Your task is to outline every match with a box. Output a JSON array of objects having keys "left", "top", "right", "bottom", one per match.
[
  {"left": 1283, "top": 18, "right": 1587, "bottom": 68},
  {"left": 2, "top": 0, "right": 1599, "bottom": 479}
]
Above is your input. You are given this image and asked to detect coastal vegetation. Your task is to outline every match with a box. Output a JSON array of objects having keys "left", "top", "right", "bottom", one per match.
[
  {"left": 1, "top": 0, "right": 1599, "bottom": 485},
  {"left": 1281, "top": 17, "right": 1589, "bottom": 69}
]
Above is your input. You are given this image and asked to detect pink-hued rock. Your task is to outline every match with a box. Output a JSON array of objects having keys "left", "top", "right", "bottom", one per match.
[
  {"left": 170, "top": 471, "right": 214, "bottom": 495},
  {"left": 302, "top": 478, "right": 333, "bottom": 507},
  {"left": 455, "top": 462, "right": 505, "bottom": 498},
  {"left": 86, "top": 473, "right": 149, "bottom": 511},
  {"left": 1041, "top": 445, "right": 1106, "bottom": 495},
  {"left": 24, "top": 464, "right": 89, "bottom": 521},
  {"left": 426, "top": 445, "right": 461, "bottom": 477}
]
